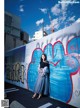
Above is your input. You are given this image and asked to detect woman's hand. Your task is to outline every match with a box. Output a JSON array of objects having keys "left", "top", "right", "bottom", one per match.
[{"left": 39, "top": 68, "right": 43, "bottom": 73}]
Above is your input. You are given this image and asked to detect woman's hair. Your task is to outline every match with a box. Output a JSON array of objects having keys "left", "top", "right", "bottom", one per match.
[
  {"left": 40, "top": 53, "right": 47, "bottom": 62},
  {"left": 40, "top": 54, "right": 49, "bottom": 69}
]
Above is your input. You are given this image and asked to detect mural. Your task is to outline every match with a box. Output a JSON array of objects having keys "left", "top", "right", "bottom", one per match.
[
  {"left": 5, "top": 46, "right": 26, "bottom": 84},
  {"left": 27, "top": 39, "right": 80, "bottom": 103},
  {"left": 5, "top": 22, "right": 80, "bottom": 107},
  {"left": 27, "top": 48, "right": 43, "bottom": 90}
]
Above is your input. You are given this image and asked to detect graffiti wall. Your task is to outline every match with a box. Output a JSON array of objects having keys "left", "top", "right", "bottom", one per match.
[
  {"left": 5, "top": 22, "right": 80, "bottom": 107},
  {"left": 5, "top": 46, "right": 27, "bottom": 88}
]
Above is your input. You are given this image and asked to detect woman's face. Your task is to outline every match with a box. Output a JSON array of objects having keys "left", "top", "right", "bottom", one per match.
[{"left": 42, "top": 55, "right": 45, "bottom": 60}]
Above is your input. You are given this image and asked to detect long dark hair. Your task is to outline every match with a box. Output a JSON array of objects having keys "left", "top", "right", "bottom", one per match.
[
  {"left": 40, "top": 54, "right": 49, "bottom": 68},
  {"left": 40, "top": 53, "right": 47, "bottom": 63}
]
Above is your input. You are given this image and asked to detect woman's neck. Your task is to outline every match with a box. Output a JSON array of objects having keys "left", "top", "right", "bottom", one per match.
[{"left": 43, "top": 60, "right": 46, "bottom": 62}]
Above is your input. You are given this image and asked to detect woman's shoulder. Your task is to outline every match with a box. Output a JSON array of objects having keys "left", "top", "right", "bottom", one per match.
[
  {"left": 45, "top": 61, "right": 49, "bottom": 64},
  {"left": 44, "top": 61, "right": 49, "bottom": 66}
]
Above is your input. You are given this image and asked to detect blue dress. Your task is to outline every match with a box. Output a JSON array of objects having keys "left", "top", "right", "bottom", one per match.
[{"left": 34, "top": 65, "right": 50, "bottom": 95}]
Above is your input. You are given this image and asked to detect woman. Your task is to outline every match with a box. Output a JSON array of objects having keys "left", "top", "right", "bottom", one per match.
[{"left": 32, "top": 54, "right": 50, "bottom": 99}]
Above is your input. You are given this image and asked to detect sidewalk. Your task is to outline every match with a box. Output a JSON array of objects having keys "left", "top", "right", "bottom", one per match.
[{"left": 5, "top": 82, "right": 76, "bottom": 108}]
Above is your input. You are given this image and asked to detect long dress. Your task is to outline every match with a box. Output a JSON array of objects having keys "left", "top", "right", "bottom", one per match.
[{"left": 34, "top": 65, "right": 50, "bottom": 95}]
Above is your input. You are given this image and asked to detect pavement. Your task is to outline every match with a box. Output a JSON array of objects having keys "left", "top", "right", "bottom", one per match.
[{"left": 5, "top": 82, "right": 76, "bottom": 108}]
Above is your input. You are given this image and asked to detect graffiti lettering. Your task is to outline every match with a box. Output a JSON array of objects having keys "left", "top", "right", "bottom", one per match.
[
  {"left": 66, "top": 59, "right": 76, "bottom": 68},
  {"left": 41, "top": 42, "right": 44, "bottom": 48},
  {"left": 36, "top": 42, "right": 40, "bottom": 48},
  {"left": 70, "top": 45, "right": 80, "bottom": 51},
  {"left": 75, "top": 90, "right": 80, "bottom": 97},
  {"left": 21, "top": 65, "right": 25, "bottom": 83},
  {"left": 6, "top": 62, "right": 25, "bottom": 84}
]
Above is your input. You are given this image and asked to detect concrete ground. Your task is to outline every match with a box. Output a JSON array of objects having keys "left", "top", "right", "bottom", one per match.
[{"left": 5, "top": 82, "right": 76, "bottom": 108}]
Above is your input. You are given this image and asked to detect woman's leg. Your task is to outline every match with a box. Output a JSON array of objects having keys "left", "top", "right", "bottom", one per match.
[
  {"left": 37, "top": 94, "right": 42, "bottom": 99},
  {"left": 32, "top": 93, "right": 37, "bottom": 98}
]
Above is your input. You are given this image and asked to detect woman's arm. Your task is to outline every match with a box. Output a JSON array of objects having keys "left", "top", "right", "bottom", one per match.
[
  {"left": 43, "top": 66, "right": 49, "bottom": 73},
  {"left": 42, "top": 66, "right": 49, "bottom": 76},
  {"left": 38, "top": 65, "right": 43, "bottom": 73}
]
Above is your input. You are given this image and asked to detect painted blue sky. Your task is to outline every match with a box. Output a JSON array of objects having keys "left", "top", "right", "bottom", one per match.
[{"left": 5, "top": 0, "right": 80, "bottom": 38}]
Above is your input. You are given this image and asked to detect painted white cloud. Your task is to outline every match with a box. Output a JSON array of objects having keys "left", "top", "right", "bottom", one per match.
[
  {"left": 36, "top": 18, "right": 44, "bottom": 26},
  {"left": 39, "top": 8, "right": 47, "bottom": 14},
  {"left": 51, "top": 4, "right": 61, "bottom": 16},
  {"left": 19, "top": 5, "right": 24, "bottom": 12}
]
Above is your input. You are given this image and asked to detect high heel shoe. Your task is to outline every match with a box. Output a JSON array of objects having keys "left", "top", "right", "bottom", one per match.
[
  {"left": 32, "top": 94, "right": 36, "bottom": 98},
  {"left": 37, "top": 94, "right": 42, "bottom": 99}
]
